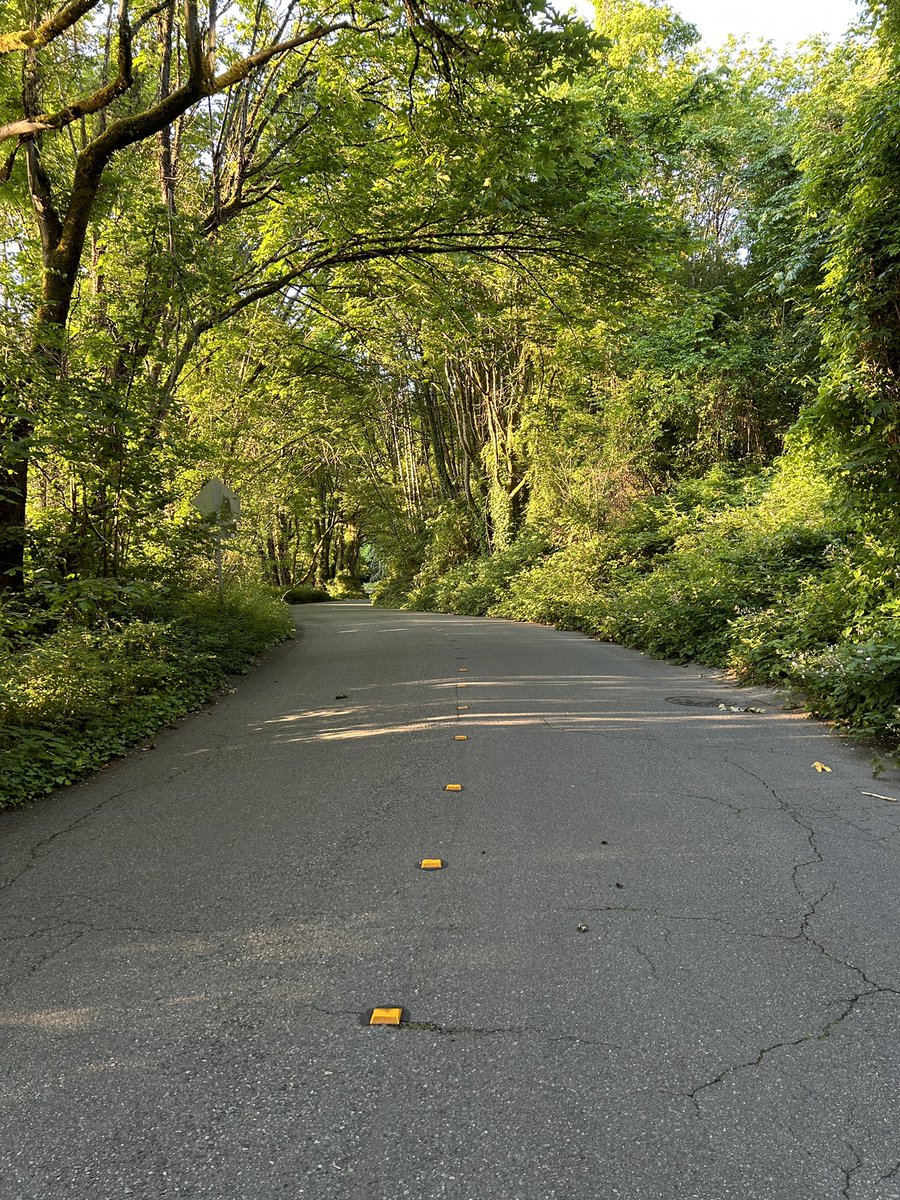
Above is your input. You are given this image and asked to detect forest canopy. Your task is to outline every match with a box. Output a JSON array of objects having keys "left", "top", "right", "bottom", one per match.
[{"left": 1, "top": 0, "right": 898, "bottom": 803}]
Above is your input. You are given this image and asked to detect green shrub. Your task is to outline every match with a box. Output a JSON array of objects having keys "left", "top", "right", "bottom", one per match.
[
  {"left": 793, "top": 625, "right": 900, "bottom": 741},
  {"left": 490, "top": 538, "right": 612, "bottom": 632},
  {"left": 369, "top": 576, "right": 413, "bottom": 608},
  {"left": 404, "top": 528, "right": 550, "bottom": 615},
  {"left": 727, "top": 539, "right": 873, "bottom": 680},
  {"left": 0, "top": 581, "right": 293, "bottom": 809},
  {"left": 604, "top": 521, "right": 832, "bottom": 662},
  {"left": 328, "top": 572, "right": 367, "bottom": 599},
  {"left": 601, "top": 459, "right": 841, "bottom": 661},
  {"left": 388, "top": 456, "right": 899, "bottom": 752},
  {"left": 282, "top": 584, "right": 331, "bottom": 603}
]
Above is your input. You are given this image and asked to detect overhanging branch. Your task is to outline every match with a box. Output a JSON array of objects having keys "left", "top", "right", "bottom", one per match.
[
  {"left": 161, "top": 230, "right": 595, "bottom": 399},
  {"left": 0, "top": 0, "right": 134, "bottom": 143},
  {"left": 0, "top": 0, "right": 100, "bottom": 53}
]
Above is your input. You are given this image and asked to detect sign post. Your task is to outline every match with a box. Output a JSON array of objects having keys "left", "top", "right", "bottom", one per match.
[{"left": 191, "top": 479, "right": 240, "bottom": 603}]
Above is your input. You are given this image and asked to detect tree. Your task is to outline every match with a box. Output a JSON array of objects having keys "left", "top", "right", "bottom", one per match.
[
  {"left": 1, "top": 0, "right": 602, "bottom": 588},
  {"left": 793, "top": 1, "right": 900, "bottom": 499}
]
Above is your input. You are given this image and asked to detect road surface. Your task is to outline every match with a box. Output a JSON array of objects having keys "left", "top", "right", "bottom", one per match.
[{"left": 2, "top": 601, "right": 899, "bottom": 1199}]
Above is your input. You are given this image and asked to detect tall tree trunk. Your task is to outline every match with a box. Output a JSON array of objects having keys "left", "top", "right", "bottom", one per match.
[{"left": 0, "top": 416, "right": 28, "bottom": 590}]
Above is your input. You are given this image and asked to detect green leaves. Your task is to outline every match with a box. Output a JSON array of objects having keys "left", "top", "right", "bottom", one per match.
[
  {"left": 791, "top": 8, "right": 900, "bottom": 497},
  {"left": 0, "top": 581, "right": 293, "bottom": 809}
]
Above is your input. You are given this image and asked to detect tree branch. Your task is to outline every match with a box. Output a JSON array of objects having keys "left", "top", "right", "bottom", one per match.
[
  {"left": 131, "top": 0, "right": 171, "bottom": 38},
  {"left": 161, "top": 230, "right": 583, "bottom": 398},
  {"left": 0, "top": 0, "right": 134, "bottom": 142},
  {"left": 211, "top": 21, "right": 359, "bottom": 91},
  {"left": 0, "top": 0, "right": 100, "bottom": 54},
  {"left": 0, "top": 146, "right": 17, "bottom": 182}
]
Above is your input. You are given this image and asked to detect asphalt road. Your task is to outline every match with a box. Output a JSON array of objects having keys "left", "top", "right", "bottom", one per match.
[{"left": 2, "top": 601, "right": 899, "bottom": 1200}]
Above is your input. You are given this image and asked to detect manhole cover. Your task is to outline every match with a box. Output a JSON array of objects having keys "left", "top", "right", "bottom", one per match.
[{"left": 666, "top": 696, "right": 767, "bottom": 714}]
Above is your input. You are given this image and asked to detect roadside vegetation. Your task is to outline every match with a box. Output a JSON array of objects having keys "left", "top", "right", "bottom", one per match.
[
  {"left": 0, "top": 580, "right": 292, "bottom": 807},
  {"left": 1, "top": 0, "right": 898, "bottom": 806},
  {"left": 385, "top": 460, "right": 900, "bottom": 747}
]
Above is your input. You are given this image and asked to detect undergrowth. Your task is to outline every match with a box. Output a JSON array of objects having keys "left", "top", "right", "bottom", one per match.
[
  {"left": 378, "top": 459, "right": 900, "bottom": 752},
  {"left": 0, "top": 581, "right": 293, "bottom": 809}
]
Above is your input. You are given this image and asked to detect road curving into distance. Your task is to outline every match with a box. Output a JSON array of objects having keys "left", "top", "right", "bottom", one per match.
[{"left": 2, "top": 601, "right": 899, "bottom": 1199}]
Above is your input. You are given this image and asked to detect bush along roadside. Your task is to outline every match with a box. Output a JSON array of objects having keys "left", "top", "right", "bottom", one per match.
[
  {"left": 282, "top": 584, "right": 332, "bottom": 603},
  {"left": 0, "top": 581, "right": 294, "bottom": 810},
  {"left": 376, "top": 462, "right": 900, "bottom": 757}
]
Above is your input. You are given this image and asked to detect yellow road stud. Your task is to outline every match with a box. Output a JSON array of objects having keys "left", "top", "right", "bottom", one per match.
[
  {"left": 419, "top": 858, "right": 444, "bottom": 870},
  {"left": 458, "top": 705, "right": 469, "bottom": 710},
  {"left": 458, "top": 667, "right": 468, "bottom": 672},
  {"left": 445, "top": 783, "right": 462, "bottom": 791},
  {"left": 454, "top": 734, "right": 468, "bottom": 741},
  {"left": 369, "top": 1007, "right": 403, "bottom": 1026}
]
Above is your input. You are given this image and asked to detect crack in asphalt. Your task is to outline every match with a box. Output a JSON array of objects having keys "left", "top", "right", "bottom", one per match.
[
  {"left": 793, "top": 1075, "right": 829, "bottom": 1104},
  {"left": 306, "top": 1003, "right": 367, "bottom": 1020},
  {"left": 403, "top": 1020, "right": 526, "bottom": 1037},
  {"left": 682, "top": 984, "right": 883, "bottom": 1111},
  {"left": 723, "top": 761, "right": 900, "bottom": 990},
  {"left": 842, "top": 1143, "right": 863, "bottom": 1200},
  {"left": 285, "top": 1003, "right": 622, "bottom": 1049},
  {"left": 635, "top": 943, "right": 659, "bottom": 979},
  {"left": 567, "top": 893, "right": 898, "bottom": 1001},
  {"left": 0, "top": 920, "right": 234, "bottom": 1001},
  {"left": 677, "top": 783, "right": 900, "bottom": 853},
  {"left": 0, "top": 930, "right": 86, "bottom": 1001},
  {"left": 0, "top": 920, "right": 206, "bottom": 944},
  {"left": 657, "top": 760, "right": 900, "bottom": 1117},
  {"left": 29, "top": 931, "right": 84, "bottom": 975},
  {"left": 0, "top": 925, "right": 76, "bottom": 942},
  {"left": 783, "top": 1122, "right": 816, "bottom": 1161},
  {"left": 0, "top": 790, "right": 132, "bottom": 898},
  {"left": 213, "top": 997, "right": 623, "bottom": 1049},
  {"left": 724, "top": 759, "right": 825, "bottom": 917},
  {"left": 674, "top": 789, "right": 774, "bottom": 818},
  {"left": 0, "top": 760, "right": 200, "bottom": 900},
  {"left": 190, "top": 988, "right": 619, "bottom": 1050},
  {"left": 401, "top": 1019, "right": 618, "bottom": 1049},
  {"left": 803, "top": 804, "right": 897, "bottom": 844}
]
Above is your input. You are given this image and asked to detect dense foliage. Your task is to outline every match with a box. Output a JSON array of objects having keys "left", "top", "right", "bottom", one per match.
[
  {"left": 0, "top": 581, "right": 292, "bottom": 806},
  {"left": 1, "top": 0, "right": 898, "bottom": 801},
  {"left": 394, "top": 460, "right": 900, "bottom": 748}
]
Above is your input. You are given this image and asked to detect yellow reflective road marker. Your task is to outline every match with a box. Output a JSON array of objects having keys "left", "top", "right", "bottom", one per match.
[
  {"left": 369, "top": 1007, "right": 404, "bottom": 1026},
  {"left": 445, "top": 783, "right": 462, "bottom": 791},
  {"left": 458, "top": 704, "right": 469, "bottom": 710},
  {"left": 457, "top": 683, "right": 468, "bottom": 688},
  {"left": 458, "top": 667, "right": 468, "bottom": 672},
  {"left": 419, "top": 858, "right": 444, "bottom": 870},
  {"left": 454, "top": 734, "right": 468, "bottom": 741}
]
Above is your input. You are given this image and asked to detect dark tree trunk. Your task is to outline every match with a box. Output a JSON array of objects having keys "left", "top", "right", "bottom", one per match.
[{"left": 0, "top": 416, "right": 28, "bottom": 590}]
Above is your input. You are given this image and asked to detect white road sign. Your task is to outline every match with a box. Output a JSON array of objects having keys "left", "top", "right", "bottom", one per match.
[{"left": 192, "top": 478, "right": 240, "bottom": 522}]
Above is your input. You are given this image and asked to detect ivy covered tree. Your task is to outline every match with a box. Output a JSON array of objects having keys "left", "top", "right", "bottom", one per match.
[{"left": 793, "top": 0, "right": 900, "bottom": 499}]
